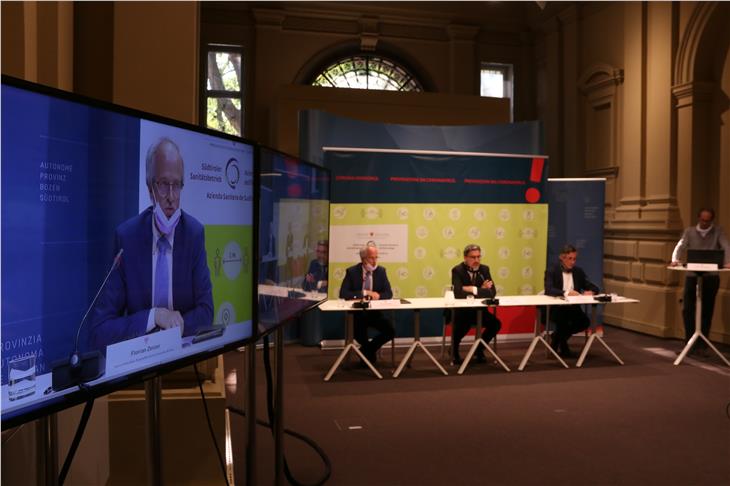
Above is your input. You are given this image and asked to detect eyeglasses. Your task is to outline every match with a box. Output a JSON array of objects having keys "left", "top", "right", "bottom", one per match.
[{"left": 153, "top": 180, "right": 184, "bottom": 197}]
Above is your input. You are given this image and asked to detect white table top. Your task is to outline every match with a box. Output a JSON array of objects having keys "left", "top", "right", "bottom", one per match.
[
  {"left": 318, "top": 294, "right": 638, "bottom": 311},
  {"left": 667, "top": 266, "right": 730, "bottom": 272}
]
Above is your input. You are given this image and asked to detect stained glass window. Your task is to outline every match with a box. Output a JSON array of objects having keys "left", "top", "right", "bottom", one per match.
[{"left": 312, "top": 55, "right": 423, "bottom": 92}]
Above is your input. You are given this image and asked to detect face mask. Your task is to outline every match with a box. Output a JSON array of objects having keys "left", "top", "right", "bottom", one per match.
[
  {"left": 364, "top": 262, "right": 378, "bottom": 272},
  {"left": 151, "top": 189, "right": 181, "bottom": 236}
]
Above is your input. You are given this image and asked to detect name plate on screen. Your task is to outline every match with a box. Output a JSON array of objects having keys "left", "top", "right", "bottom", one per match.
[
  {"left": 687, "top": 263, "right": 718, "bottom": 271},
  {"left": 105, "top": 327, "right": 181, "bottom": 376}
]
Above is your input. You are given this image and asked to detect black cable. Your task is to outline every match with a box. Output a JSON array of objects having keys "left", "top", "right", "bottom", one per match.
[
  {"left": 193, "top": 362, "right": 230, "bottom": 486},
  {"left": 226, "top": 406, "right": 332, "bottom": 486},
  {"left": 58, "top": 397, "right": 94, "bottom": 486},
  {"left": 261, "top": 334, "right": 331, "bottom": 486}
]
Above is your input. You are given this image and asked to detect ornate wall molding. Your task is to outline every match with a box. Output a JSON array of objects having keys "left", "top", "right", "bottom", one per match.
[{"left": 674, "top": 2, "right": 719, "bottom": 85}]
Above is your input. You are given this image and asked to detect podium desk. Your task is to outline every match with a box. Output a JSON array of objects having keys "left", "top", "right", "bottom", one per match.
[{"left": 668, "top": 267, "right": 730, "bottom": 367}]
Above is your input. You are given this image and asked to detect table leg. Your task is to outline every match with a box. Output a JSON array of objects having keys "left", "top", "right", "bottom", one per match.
[
  {"left": 457, "top": 309, "right": 510, "bottom": 374},
  {"left": 393, "top": 310, "right": 449, "bottom": 377},
  {"left": 576, "top": 305, "right": 624, "bottom": 368},
  {"left": 519, "top": 307, "right": 568, "bottom": 370},
  {"left": 674, "top": 274, "right": 730, "bottom": 367},
  {"left": 324, "top": 312, "right": 383, "bottom": 381}
]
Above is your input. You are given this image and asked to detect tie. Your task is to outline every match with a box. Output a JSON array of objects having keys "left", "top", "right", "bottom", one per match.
[
  {"left": 364, "top": 271, "right": 373, "bottom": 291},
  {"left": 154, "top": 236, "right": 170, "bottom": 309},
  {"left": 468, "top": 270, "right": 477, "bottom": 284}
]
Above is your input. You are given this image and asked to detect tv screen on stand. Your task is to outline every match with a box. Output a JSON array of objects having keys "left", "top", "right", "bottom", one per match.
[{"left": 1, "top": 76, "right": 257, "bottom": 428}]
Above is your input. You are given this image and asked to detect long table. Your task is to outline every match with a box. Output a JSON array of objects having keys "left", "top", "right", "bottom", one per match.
[{"left": 319, "top": 294, "right": 639, "bottom": 380}]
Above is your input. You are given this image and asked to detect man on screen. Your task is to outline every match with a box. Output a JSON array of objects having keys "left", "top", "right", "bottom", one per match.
[
  {"left": 450, "top": 244, "right": 502, "bottom": 365},
  {"left": 303, "top": 240, "right": 329, "bottom": 293},
  {"left": 670, "top": 208, "right": 730, "bottom": 355},
  {"left": 90, "top": 137, "right": 214, "bottom": 349},
  {"left": 544, "top": 244, "right": 599, "bottom": 358},
  {"left": 339, "top": 243, "right": 395, "bottom": 365}
]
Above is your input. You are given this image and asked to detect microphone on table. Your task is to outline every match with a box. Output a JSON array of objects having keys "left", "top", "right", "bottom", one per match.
[{"left": 52, "top": 249, "right": 123, "bottom": 391}]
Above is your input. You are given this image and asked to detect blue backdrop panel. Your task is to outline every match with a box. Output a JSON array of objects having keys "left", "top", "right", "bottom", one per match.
[
  {"left": 546, "top": 178, "right": 605, "bottom": 326},
  {"left": 328, "top": 152, "right": 547, "bottom": 204},
  {"left": 1, "top": 86, "right": 139, "bottom": 384},
  {"left": 298, "top": 111, "right": 545, "bottom": 345},
  {"left": 300, "top": 110, "right": 543, "bottom": 166}
]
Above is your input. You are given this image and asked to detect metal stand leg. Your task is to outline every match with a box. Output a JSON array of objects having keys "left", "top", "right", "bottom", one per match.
[
  {"left": 145, "top": 377, "right": 163, "bottom": 486},
  {"left": 576, "top": 334, "right": 625, "bottom": 367},
  {"left": 324, "top": 313, "right": 383, "bottom": 380},
  {"left": 576, "top": 305, "right": 624, "bottom": 367},
  {"left": 393, "top": 310, "right": 448, "bottom": 377},
  {"left": 274, "top": 327, "right": 284, "bottom": 486},
  {"left": 518, "top": 307, "right": 568, "bottom": 371},
  {"left": 245, "top": 342, "right": 256, "bottom": 486},
  {"left": 674, "top": 274, "right": 730, "bottom": 367},
  {"left": 36, "top": 414, "right": 58, "bottom": 486},
  {"left": 457, "top": 309, "right": 510, "bottom": 375}
]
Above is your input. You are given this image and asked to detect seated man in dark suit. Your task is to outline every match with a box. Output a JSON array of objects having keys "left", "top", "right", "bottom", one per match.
[
  {"left": 303, "top": 240, "right": 328, "bottom": 292},
  {"left": 544, "top": 244, "right": 599, "bottom": 357},
  {"left": 450, "top": 244, "right": 502, "bottom": 365},
  {"left": 339, "top": 243, "right": 394, "bottom": 364},
  {"left": 90, "top": 137, "right": 214, "bottom": 350}
]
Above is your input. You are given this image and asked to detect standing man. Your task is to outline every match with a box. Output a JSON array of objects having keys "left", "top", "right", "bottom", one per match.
[
  {"left": 671, "top": 208, "right": 730, "bottom": 354},
  {"left": 450, "top": 244, "right": 502, "bottom": 365},
  {"left": 303, "top": 240, "right": 329, "bottom": 292},
  {"left": 90, "top": 137, "right": 214, "bottom": 349},
  {"left": 339, "top": 243, "right": 395, "bottom": 365},
  {"left": 544, "top": 244, "right": 599, "bottom": 357}
]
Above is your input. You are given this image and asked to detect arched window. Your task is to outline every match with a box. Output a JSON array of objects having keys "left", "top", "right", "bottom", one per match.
[{"left": 312, "top": 55, "right": 423, "bottom": 92}]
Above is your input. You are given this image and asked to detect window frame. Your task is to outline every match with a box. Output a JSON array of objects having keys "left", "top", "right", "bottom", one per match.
[
  {"left": 201, "top": 44, "right": 244, "bottom": 137},
  {"left": 310, "top": 53, "right": 424, "bottom": 92},
  {"left": 480, "top": 62, "right": 514, "bottom": 121}
]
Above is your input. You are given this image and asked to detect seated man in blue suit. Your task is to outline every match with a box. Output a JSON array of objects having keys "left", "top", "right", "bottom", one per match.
[
  {"left": 544, "top": 244, "right": 599, "bottom": 357},
  {"left": 303, "top": 240, "right": 328, "bottom": 292},
  {"left": 90, "top": 137, "right": 213, "bottom": 350},
  {"left": 339, "top": 243, "right": 394, "bottom": 365}
]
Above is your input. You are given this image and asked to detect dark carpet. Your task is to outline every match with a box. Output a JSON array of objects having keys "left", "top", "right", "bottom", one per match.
[{"left": 224, "top": 326, "right": 730, "bottom": 485}]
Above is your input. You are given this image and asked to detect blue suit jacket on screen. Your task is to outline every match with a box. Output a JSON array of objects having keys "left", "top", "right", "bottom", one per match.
[
  {"left": 89, "top": 207, "right": 214, "bottom": 350},
  {"left": 339, "top": 263, "right": 392, "bottom": 300}
]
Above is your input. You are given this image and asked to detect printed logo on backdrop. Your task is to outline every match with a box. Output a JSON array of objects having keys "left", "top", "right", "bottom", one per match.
[{"left": 328, "top": 224, "right": 408, "bottom": 263}]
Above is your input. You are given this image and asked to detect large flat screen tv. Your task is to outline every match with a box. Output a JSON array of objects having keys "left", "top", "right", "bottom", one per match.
[
  {"left": 1, "top": 76, "right": 257, "bottom": 428},
  {"left": 258, "top": 147, "right": 330, "bottom": 335}
]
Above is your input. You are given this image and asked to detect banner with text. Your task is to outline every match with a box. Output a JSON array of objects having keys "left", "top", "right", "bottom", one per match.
[{"left": 325, "top": 151, "right": 549, "bottom": 336}]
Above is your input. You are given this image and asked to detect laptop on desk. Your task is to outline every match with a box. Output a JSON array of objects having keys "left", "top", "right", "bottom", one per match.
[{"left": 686, "top": 249, "right": 724, "bottom": 270}]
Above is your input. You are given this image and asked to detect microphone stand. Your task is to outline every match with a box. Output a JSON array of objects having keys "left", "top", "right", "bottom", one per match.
[{"left": 51, "top": 249, "right": 124, "bottom": 391}]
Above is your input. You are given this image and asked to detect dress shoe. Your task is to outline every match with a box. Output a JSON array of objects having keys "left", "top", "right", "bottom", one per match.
[
  {"left": 559, "top": 345, "right": 575, "bottom": 359},
  {"left": 474, "top": 353, "right": 487, "bottom": 364},
  {"left": 451, "top": 354, "right": 463, "bottom": 366}
]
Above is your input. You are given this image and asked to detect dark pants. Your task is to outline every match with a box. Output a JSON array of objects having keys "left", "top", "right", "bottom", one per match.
[
  {"left": 353, "top": 311, "right": 395, "bottom": 361},
  {"left": 682, "top": 274, "right": 719, "bottom": 342},
  {"left": 452, "top": 308, "right": 502, "bottom": 358},
  {"left": 550, "top": 305, "right": 590, "bottom": 348}
]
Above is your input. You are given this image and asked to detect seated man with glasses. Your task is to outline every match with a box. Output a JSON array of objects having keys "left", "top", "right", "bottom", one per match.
[
  {"left": 339, "top": 242, "right": 395, "bottom": 365},
  {"left": 90, "top": 137, "right": 214, "bottom": 349},
  {"left": 450, "top": 244, "right": 502, "bottom": 365}
]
